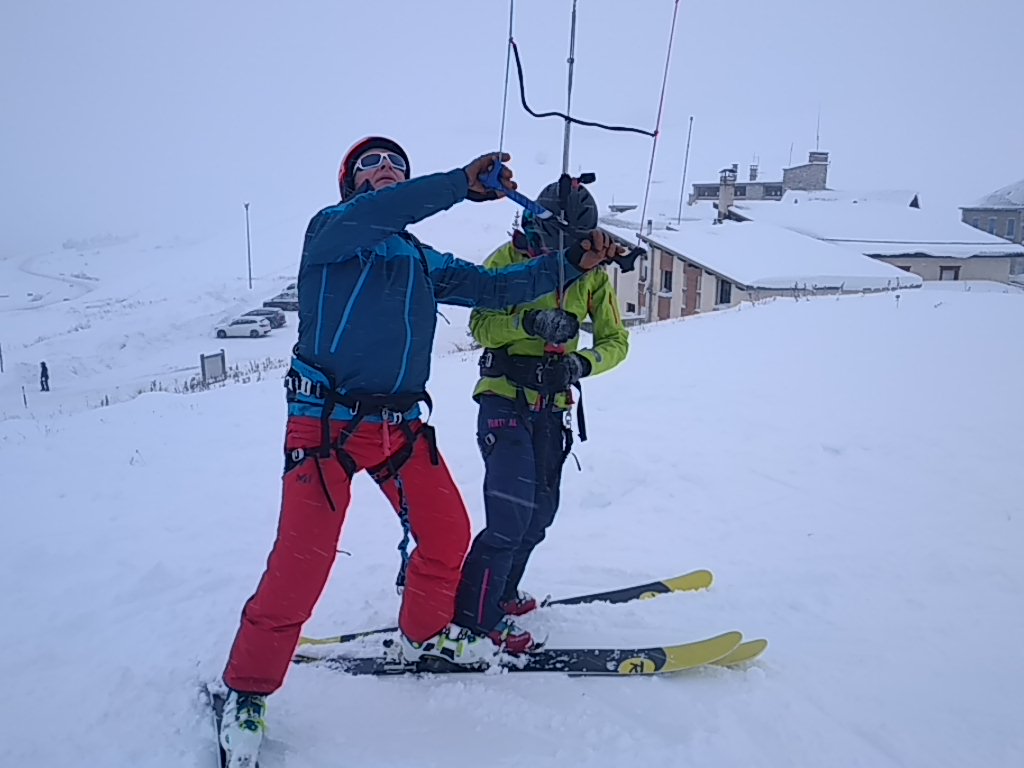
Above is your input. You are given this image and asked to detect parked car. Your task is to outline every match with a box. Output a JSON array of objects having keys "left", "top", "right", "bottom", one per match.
[
  {"left": 242, "top": 307, "right": 287, "bottom": 328},
  {"left": 263, "top": 290, "right": 299, "bottom": 312},
  {"left": 215, "top": 316, "right": 272, "bottom": 338}
]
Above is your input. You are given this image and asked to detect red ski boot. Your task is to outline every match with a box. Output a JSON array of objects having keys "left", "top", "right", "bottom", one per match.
[
  {"left": 499, "top": 590, "right": 538, "bottom": 617},
  {"left": 488, "top": 618, "right": 537, "bottom": 654}
]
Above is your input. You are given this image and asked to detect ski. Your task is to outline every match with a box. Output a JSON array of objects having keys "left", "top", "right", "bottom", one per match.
[
  {"left": 297, "top": 569, "right": 714, "bottom": 648},
  {"left": 713, "top": 638, "right": 768, "bottom": 667},
  {"left": 292, "top": 630, "right": 743, "bottom": 677}
]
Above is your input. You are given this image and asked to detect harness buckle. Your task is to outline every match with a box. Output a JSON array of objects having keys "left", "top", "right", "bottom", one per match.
[
  {"left": 381, "top": 407, "right": 403, "bottom": 425},
  {"left": 479, "top": 350, "right": 494, "bottom": 369},
  {"left": 284, "top": 370, "right": 318, "bottom": 398}
]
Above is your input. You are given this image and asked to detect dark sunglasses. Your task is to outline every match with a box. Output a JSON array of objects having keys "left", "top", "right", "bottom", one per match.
[{"left": 355, "top": 152, "right": 408, "bottom": 173}]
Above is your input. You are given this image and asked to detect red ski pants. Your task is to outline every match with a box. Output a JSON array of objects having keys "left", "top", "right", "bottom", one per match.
[{"left": 223, "top": 415, "right": 471, "bottom": 694}]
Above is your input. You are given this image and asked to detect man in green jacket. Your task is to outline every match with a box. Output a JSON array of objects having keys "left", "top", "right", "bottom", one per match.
[{"left": 454, "top": 179, "right": 629, "bottom": 651}]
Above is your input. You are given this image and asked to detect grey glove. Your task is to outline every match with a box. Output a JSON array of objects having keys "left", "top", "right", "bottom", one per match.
[{"left": 522, "top": 309, "right": 580, "bottom": 345}]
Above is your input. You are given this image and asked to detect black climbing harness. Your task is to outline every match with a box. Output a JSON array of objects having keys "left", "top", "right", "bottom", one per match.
[
  {"left": 478, "top": 347, "right": 586, "bottom": 477},
  {"left": 284, "top": 359, "right": 438, "bottom": 592}
]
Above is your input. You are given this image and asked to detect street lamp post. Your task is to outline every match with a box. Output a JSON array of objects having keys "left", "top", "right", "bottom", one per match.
[{"left": 244, "top": 202, "right": 253, "bottom": 290}]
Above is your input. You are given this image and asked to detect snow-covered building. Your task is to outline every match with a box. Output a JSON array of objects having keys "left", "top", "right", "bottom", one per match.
[
  {"left": 960, "top": 178, "right": 1024, "bottom": 245},
  {"left": 731, "top": 191, "right": 1024, "bottom": 283},
  {"left": 599, "top": 217, "right": 919, "bottom": 321},
  {"left": 687, "top": 151, "right": 832, "bottom": 205}
]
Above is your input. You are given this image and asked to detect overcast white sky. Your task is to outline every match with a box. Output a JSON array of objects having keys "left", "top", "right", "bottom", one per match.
[{"left": 2, "top": 0, "right": 1022, "bottom": 257}]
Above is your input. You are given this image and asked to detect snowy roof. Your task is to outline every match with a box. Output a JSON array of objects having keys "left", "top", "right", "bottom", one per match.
[
  {"left": 598, "top": 201, "right": 708, "bottom": 235},
  {"left": 968, "top": 178, "right": 1024, "bottom": 210},
  {"left": 640, "top": 219, "right": 921, "bottom": 291},
  {"left": 597, "top": 221, "right": 647, "bottom": 248},
  {"left": 733, "top": 193, "right": 1024, "bottom": 259},
  {"left": 781, "top": 189, "right": 920, "bottom": 207}
]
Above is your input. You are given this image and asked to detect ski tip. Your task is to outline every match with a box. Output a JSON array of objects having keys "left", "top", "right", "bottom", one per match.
[
  {"left": 714, "top": 638, "right": 768, "bottom": 667},
  {"left": 662, "top": 569, "right": 714, "bottom": 592},
  {"left": 659, "top": 631, "right": 743, "bottom": 672}
]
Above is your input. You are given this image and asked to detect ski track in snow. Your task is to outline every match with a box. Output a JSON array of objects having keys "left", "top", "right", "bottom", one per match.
[{"left": 2, "top": 278, "right": 1023, "bottom": 767}]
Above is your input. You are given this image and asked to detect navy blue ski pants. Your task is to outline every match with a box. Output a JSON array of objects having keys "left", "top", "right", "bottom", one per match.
[{"left": 455, "top": 394, "right": 570, "bottom": 633}]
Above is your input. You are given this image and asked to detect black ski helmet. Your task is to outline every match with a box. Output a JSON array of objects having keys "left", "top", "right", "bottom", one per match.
[
  {"left": 523, "top": 178, "right": 599, "bottom": 253},
  {"left": 338, "top": 136, "right": 411, "bottom": 200}
]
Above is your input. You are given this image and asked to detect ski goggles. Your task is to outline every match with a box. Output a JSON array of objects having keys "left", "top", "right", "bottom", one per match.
[
  {"left": 354, "top": 151, "right": 408, "bottom": 173},
  {"left": 522, "top": 212, "right": 561, "bottom": 253}
]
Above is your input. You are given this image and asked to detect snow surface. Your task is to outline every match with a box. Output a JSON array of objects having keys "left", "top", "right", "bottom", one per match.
[
  {"left": 734, "top": 193, "right": 1024, "bottom": 259},
  {"left": 641, "top": 219, "right": 921, "bottom": 291},
  {"left": 2, "top": 277, "right": 1024, "bottom": 767}
]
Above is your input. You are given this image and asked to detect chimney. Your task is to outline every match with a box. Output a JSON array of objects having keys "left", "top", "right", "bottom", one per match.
[
  {"left": 717, "top": 166, "right": 737, "bottom": 222},
  {"left": 646, "top": 218, "right": 653, "bottom": 235},
  {"left": 808, "top": 151, "right": 829, "bottom": 165},
  {"left": 749, "top": 164, "right": 759, "bottom": 182}
]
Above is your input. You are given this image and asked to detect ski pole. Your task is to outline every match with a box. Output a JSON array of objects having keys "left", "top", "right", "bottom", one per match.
[{"left": 481, "top": 162, "right": 554, "bottom": 220}]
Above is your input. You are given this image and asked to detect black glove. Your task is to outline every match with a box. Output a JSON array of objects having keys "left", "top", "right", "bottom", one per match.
[
  {"left": 564, "top": 229, "right": 620, "bottom": 271},
  {"left": 466, "top": 188, "right": 500, "bottom": 203},
  {"left": 535, "top": 353, "right": 591, "bottom": 394},
  {"left": 522, "top": 308, "right": 580, "bottom": 345}
]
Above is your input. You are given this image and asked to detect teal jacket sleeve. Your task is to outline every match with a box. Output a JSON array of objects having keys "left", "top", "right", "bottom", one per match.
[
  {"left": 423, "top": 247, "right": 583, "bottom": 309},
  {"left": 302, "top": 169, "right": 468, "bottom": 265}
]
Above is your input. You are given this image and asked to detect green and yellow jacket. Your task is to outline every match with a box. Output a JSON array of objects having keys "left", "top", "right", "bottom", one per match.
[{"left": 471, "top": 240, "right": 629, "bottom": 410}]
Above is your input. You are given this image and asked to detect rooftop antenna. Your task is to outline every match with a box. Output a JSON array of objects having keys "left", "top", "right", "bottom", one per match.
[
  {"left": 788, "top": 142, "right": 794, "bottom": 166},
  {"left": 815, "top": 106, "right": 821, "bottom": 151}
]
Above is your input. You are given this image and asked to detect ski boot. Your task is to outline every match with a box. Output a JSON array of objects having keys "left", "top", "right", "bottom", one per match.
[
  {"left": 399, "top": 623, "right": 500, "bottom": 671},
  {"left": 499, "top": 589, "right": 538, "bottom": 617},
  {"left": 488, "top": 616, "right": 537, "bottom": 654},
  {"left": 219, "top": 690, "right": 266, "bottom": 768}
]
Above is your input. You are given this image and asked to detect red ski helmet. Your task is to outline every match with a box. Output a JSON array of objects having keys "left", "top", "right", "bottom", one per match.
[{"left": 338, "top": 136, "right": 411, "bottom": 200}]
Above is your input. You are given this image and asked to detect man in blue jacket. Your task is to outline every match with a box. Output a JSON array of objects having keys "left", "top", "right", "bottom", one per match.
[{"left": 218, "top": 136, "right": 619, "bottom": 765}]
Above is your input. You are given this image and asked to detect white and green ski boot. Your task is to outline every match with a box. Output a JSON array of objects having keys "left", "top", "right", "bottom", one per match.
[{"left": 219, "top": 690, "right": 266, "bottom": 768}]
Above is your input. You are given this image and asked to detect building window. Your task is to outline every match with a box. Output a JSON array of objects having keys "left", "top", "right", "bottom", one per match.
[
  {"left": 1007, "top": 219, "right": 1016, "bottom": 239},
  {"left": 764, "top": 185, "right": 783, "bottom": 198},
  {"left": 716, "top": 279, "right": 733, "bottom": 305},
  {"left": 734, "top": 185, "right": 747, "bottom": 197},
  {"left": 661, "top": 269, "right": 673, "bottom": 292},
  {"left": 971, "top": 217, "right": 980, "bottom": 229},
  {"left": 939, "top": 265, "right": 961, "bottom": 281},
  {"left": 698, "top": 186, "right": 719, "bottom": 198},
  {"left": 626, "top": 302, "right": 636, "bottom": 314},
  {"left": 988, "top": 217, "right": 997, "bottom": 234}
]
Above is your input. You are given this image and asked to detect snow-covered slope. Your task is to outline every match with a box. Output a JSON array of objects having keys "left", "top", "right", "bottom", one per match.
[
  {"left": 2, "top": 288, "right": 1022, "bottom": 768},
  {"left": 0, "top": 200, "right": 515, "bottom": 420}
]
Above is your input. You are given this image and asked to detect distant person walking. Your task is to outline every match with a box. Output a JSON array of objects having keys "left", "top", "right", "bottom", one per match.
[{"left": 39, "top": 362, "right": 49, "bottom": 392}]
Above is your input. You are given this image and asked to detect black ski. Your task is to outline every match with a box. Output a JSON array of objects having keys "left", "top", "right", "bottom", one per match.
[
  {"left": 296, "top": 569, "right": 714, "bottom": 649},
  {"left": 292, "top": 630, "right": 743, "bottom": 677}
]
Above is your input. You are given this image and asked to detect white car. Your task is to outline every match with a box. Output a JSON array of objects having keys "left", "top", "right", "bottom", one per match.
[{"left": 215, "top": 316, "right": 272, "bottom": 338}]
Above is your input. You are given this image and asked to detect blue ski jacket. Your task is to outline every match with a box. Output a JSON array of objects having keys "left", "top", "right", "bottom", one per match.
[{"left": 290, "top": 168, "right": 582, "bottom": 421}]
